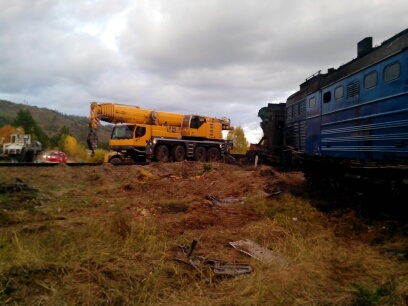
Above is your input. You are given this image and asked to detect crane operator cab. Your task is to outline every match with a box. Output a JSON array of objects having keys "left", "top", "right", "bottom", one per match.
[
  {"left": 190, "top": 116, "right": 206, "bottom": 129},
  {"left": 111, "top": 124, "right": 147, "bottom": 143},
  {"left": 111, "top": 125, "right": 134, "bottom": 139}
]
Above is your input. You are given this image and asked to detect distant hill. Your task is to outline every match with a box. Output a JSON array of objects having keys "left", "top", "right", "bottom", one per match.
[{"left": 0, "top": 99, "right": 112, "bottom": 148}]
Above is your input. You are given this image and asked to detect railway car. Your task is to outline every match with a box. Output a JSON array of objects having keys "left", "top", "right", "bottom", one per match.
[{"left": 253, "top": 28, "right": 408, "bottom": 201}]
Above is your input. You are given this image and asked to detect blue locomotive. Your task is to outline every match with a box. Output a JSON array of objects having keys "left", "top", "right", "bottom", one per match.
[{"left": 252, "top": 28, "right": 408, "bottom": 200}]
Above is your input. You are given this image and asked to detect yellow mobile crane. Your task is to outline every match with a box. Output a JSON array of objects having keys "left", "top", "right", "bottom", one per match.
[{"left": 87, "top": 102, "right": 234, "bottom": 164}]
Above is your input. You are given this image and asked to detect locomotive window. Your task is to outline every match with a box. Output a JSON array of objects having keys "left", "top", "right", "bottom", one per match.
[
  {"left": 323, "top": 91, "right": 331, "bottom": 103},
  {"left": 384, "top": 62, "right": 401, "bottom": 82},
  {"left": 334, "top": 86, "right": 344, "bottom": 99},
  {"left": 364, "top": 71, "right": 377, "bottom": 89},
  {"left": 309, "top": 97, "right": 316, "bottom": 108}
]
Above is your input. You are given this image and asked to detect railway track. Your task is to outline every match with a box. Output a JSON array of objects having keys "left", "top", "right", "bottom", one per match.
[
  {"left": 0, "top": 162, "right": 150, "bottom": 167},
  {"left": 0, "top": 154, "right": 247, "bottom": 168},
  {"left": 0, "top": 162, "right": 102, "bottom": 167}
]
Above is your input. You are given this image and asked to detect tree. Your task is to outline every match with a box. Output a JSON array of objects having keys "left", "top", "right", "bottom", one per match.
[
  {"left": 12, "top": 110, "right": 36, "bottom": 134},
  {"left": 0, "top": 115, "right": 11, "bottom": 127},
  {"left": 0, "top": 125, "right": 22, "bottom": 143},
  {"left": 12, "top": 109, "right": 49, "bottom": 148},
  {"left": 64, "top": 135, "right": 78, "bottom": 157},
  {"left": 50, "top": 126, "right": 70, "bottom": 149},
  {"left": 63, "top": 134, "right": 107, "bottom": 162},
  {"left": 33, "top": 125, "right": 49, "bottom": 149},
  {"left": 226, "top": 126, "right": 249, "bottom": 154}
]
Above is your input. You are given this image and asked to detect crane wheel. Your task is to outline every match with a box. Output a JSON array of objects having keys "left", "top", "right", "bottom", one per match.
[
  {"left": 172, "top": 145, "right": 186, "bottom": 162},
  {"left": 109, "top": 157, "right": 122, "bottom": 165},
  {"left": 194, "top": 147, "right": 207, "bottom": 162},
  {"left": 155, "top": 144, "right": 169, "bottom": 162},
  {"left": 207, "top": 147, "right": 220, "bottom": 162}
]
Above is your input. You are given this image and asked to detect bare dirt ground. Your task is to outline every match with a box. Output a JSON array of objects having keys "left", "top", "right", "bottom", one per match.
[
  {"left": 1, "top": 161, "right": 403, "bottom": 252},
  {"left": 0, "top": 162, "right": 304, "bottom": 237}
]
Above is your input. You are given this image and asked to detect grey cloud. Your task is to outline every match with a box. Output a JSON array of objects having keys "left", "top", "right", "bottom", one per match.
[{"left": 1, "top": 0, "right": 408, "bottom": 143}]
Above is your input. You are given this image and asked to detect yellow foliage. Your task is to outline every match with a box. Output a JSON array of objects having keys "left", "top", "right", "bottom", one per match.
[
  {"left": 0, "top": 125, "right": 15, "bottom": 143},
  {"left": 85, "top": 149, "right": 106, "bottom": 163},
  {"left": 138, "top": 170, "right": 157, "bottom": 181},
  {"left": 226, "top": 126, "right": 249, "bottom": 154},
  {"left": 64, "top": 135, "right": 77, "bottom": 157},
  {"left": 0, "top": 125, "right": 26, "bottom": 143},
  {"left": 60, "top": 134, "right": 107, "bottom": 162}
]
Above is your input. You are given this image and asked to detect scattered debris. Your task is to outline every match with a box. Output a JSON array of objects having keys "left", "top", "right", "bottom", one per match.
[
  {"left": 207, "top": 195, "right": 222, "bottom": 205},
  {"left": 207, "top": 195, "right": 243, "bottom": 206},
  {"left": 229, "top": 239, "right": 288, "bottom": 266},
  {"left": 174, "top": 239, "right": 253, "bottom": 276},
  {"left": 268, "top": 190, "right": 282, "bottom": 197},
  {"left": 380, "top": 249, "right": 408, "bottom": 259}
]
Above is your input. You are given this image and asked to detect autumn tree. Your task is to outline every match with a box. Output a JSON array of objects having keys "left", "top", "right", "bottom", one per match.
[
  {"left": 63, "top": 134, "right": 107, "bottom": 162},
  {"left": 64, "top": 135, "right": 78, "bottom": 157},
  {"left": 0, "top": 125, "right": 23, "bottom": 143},
  {"left": 226, "top": 126, "right": 249, "bottom": 154}
]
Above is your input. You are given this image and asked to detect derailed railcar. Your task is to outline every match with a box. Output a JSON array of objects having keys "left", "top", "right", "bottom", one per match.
[
  {"left": 254, "top": 28, "right": 408, "bottom": 201},
  {"left": 247, "top": 103, "right": 287, "bottom": 165}
]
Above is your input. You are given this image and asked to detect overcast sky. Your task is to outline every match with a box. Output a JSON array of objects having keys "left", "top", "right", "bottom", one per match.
[{"left": 1, "top": 0, "right": 408, "bottom": 143}]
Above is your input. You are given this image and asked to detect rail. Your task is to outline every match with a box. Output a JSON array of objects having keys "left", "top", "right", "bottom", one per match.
[{"left": 0, "top": 162, "right": 149, "bottom": 167}]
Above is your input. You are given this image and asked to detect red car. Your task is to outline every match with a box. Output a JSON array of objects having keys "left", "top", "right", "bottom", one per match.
[{"left": 43, "top": 151, "right": 67, "bottom": 163}]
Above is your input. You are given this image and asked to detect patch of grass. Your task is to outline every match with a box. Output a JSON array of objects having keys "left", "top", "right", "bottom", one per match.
[
  {"left": 137, "top": 169, "right": 157, "bottom": 183},
  {"left": 50, "top": 184, "right": 86, "bottom": 191},
  {"left": 1, "top": 167, "right": 408, "bottom": 305},
  {"left": 87, "top": 173, "right": 102, "bottom": 181},
  {"left": 0, "top": 190, "right": 40, "bottom": 211},
  {"left": 353, "top": 283, "right": 391, "bottom": 305},
  {"left": 41, "top": 195, "right": 102, "bottom": 215},
  {"left": 156, "top": 199, "right": 191, "bottom": 213},
  {"left": 245, "top": 193, "right": 318, "bottom": 222},
  {"left": 235, "top": 194, "right": 408, "bottom": 305},
  {"left": 203, "top": 163, "right": 212, "bottom": 171},
  {"left": 0, "top": 210, "right": 176, "bottom": 305}
]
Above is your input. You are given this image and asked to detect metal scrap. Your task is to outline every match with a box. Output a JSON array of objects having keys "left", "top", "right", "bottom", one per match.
[
  {"left": 207, "top": 195, "right": 243, "bottom": 206},
  {"left": 174, "top": 239, "right": 253, "bottom": 276},
  {"left": 229, "top": 239, "right": 288, "bottom": 266}
]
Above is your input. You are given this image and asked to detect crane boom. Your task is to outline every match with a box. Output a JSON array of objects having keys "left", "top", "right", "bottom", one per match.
[
  {"left": 89, "top": 102, "right": 185, "bottom": 128},
  {"left": 89, "top": 102, "right": 232, "bottom": 130}
]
